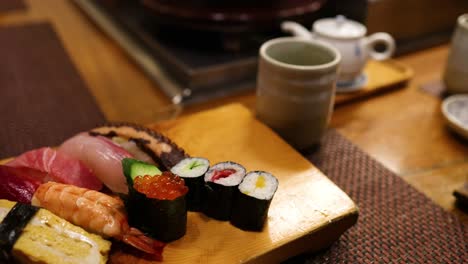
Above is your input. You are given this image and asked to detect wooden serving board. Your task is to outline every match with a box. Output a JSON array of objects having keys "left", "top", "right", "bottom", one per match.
[
  {"left": 1, "top": 104, "right": 358, "bottom": 263},
  {"left": 137, "top": 104, "right": 358, "bottom": 263},
  {"left": 335, "top": 60, "right": 413, "bottom": 105}
]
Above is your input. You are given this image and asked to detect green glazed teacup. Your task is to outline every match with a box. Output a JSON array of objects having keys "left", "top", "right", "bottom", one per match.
[{"left": 256, "top": 37, "right": 341, "bottom": 149}]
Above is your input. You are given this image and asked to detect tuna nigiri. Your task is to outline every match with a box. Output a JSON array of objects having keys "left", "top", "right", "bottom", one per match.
[
  {"left": 0, "top": 165, "right": 42, "bottom": 203},
  {"left": 6, "top": 147, "right": 102, "bottom": 190},
  {"left": 59, "top": 133, "right": 133, "bottom": 194}
]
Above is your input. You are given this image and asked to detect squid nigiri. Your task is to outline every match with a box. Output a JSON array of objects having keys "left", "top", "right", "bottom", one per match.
[
  {"left": 58, "top": 133, "right": 133, "bottom": 194},
  {"left": 31, "top": 182, "right": 165, "bottom": 260}
]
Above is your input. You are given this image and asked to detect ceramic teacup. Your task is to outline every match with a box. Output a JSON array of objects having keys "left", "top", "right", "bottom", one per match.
[
  {"left": 444, "top": 13, "right": 468, "bottom": 94},
  {"left": 256, "top": 37, "right": 341, "bottom": 149},
  {"left": 282, "top": 15, "right": 395, "bottom": 86}
]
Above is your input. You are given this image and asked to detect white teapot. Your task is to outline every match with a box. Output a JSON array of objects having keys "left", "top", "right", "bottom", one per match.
[{"left": 282, "top": 16, "right": 395, "bottom": 86}]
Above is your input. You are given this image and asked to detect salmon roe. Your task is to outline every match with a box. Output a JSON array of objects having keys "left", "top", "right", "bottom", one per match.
[{"left": 133, "top": 172, "right": 188, "bottom": 200}]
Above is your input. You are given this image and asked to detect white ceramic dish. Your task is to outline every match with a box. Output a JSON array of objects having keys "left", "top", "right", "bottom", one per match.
[
  {"left": 336, "top": 73, "right": 368, "bottom": 93},
  {"left": 441, "top": 94, "right": 468, "bottom": 139}
]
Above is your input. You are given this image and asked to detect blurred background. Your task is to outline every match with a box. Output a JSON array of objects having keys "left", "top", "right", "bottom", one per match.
[{"left": 74, "top": 0, "right": 468, "bottom": 104}]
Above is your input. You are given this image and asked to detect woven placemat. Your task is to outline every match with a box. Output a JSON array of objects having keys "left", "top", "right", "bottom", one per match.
[
  {"left": 0, "top": 23, "right": 106, "bottom": 158},
  {"left": 0, "top": 0, "right": 26, "bottom": 13},
  {"left": 285, "top": 130, "right": 467, "bottom": 263}
]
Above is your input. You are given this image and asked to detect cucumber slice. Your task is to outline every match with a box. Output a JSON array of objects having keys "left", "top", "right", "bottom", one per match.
[{"left": 122, "top": 158, "right": 161, "bottom": 186}]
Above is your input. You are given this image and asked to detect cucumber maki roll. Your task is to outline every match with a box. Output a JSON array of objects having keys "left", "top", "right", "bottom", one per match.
[
  {"left": 203, "top": 162, "right": 246, "bottom": 221},
  {"left": 122, "top": 158, "right": 188, "bottom": 242},
  {"left": 230, "top": 171, "right": 278, "bottom": 231},
  {"left": 171, "top": 157, "right": 210, "bottom": 212}
]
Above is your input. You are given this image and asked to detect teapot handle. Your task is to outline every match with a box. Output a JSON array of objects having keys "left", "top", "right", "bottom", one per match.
[
  {"left": 364, "top": 32, "right": 396, "bottom": 61},
  {"left": 281, "top": 21, "right": 313, "bottom": 39}
]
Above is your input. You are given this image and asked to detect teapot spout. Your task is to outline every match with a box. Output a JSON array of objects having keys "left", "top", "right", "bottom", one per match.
[{"left": 281, "top": 21, "right": 313, "bottom": 39}]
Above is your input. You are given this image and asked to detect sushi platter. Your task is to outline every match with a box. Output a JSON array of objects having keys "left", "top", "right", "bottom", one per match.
[{"left": 0, "top": 103, "right": 358, "bottom": 263}]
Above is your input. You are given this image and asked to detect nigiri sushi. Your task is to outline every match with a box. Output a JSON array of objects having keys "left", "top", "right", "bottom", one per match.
[
  {"left": 6, "top": 147, "right": 102, "bottom": 190},
  {"left": 31, "top": 182, "right": 165, "bottom": 260},
  {"left": 0, "top": 165, "right": 42, "bottom": 203},
  {"left": 90, "top": 123, "right": 188, "bottom": 171},
  {"left": 58, "top": 133, "right": 133, "bottom": 194},
  {"left": 0, "top": 199, "right": 111, "bottom": 264},
  {"left": 123, "top": 159, "right": 188, "bottom": 242}
]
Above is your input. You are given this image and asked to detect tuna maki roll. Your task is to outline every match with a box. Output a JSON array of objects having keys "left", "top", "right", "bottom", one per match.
[
  {"left": 123, "top": 158, "right": 188, "bottom": 242},
  {"left": 230, "top": 171, "right": 278, "bottom": 231},
  {"left": 203, "top": 161, "right": 246, "bottom": 221},
  {"left": 171, "top": 157, "right": 210, "bottom": 211}
]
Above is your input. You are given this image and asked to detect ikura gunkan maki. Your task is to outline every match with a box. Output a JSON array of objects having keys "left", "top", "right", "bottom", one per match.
[
  {"left": 122, "top": 158, "right": 188, "bottom": 242},
  {"left": 171, "top": 157, "right": 210, "bottom": 211},
  {"left": 230, "top": 171, "right": 278, "bottom": 231},
  {"left": 203, "top": 161, "right": 246, "bottom": 221}
]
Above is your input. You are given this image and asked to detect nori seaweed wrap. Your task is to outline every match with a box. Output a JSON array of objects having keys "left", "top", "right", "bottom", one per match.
[
  {"left": 230, "top": 171, "right": 278, "bottom": 231},
  {"left": 0, "top": 200, "right": 111, "bottom": 264},
  {"left": 171, "top": 157, "right": 210, "bottom": 212},
  {"left": 123, "top": 158, "right": 188, "bottom": 242},
  {"left": 203, "top": 162, "right": 246, "bottom": 221}
]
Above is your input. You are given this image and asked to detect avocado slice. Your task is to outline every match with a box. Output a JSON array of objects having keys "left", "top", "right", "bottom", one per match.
[{"left": 122, "top": 158, "right": 162, "bottom": 186}]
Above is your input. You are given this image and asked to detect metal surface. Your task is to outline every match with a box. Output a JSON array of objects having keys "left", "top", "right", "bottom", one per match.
[{"left": 73, "top": 0, "right": 185, "bottom": 104}]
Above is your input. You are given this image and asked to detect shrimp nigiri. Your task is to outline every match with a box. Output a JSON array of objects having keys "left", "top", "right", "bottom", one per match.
[{"left": 31, "top": 182, "right": 165, "bottom": 260}]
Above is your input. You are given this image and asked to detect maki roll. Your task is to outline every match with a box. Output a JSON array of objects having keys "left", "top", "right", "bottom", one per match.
[
  {"left": 230, "top": 171, "right": 279, "bottom": 231},
  {"left": 123, "top": 158, "right": 188, "bottom": 242},
  {"left": 171, "top": 157, "right": 210, "bottom": 211},
  {"left": 203, "top": 162, "right": 246, "bottom": 221}
]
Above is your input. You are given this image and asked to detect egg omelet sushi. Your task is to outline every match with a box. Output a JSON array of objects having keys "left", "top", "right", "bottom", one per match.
[{"left": 0, "top": 199, "right": 111, "bottom": 264}]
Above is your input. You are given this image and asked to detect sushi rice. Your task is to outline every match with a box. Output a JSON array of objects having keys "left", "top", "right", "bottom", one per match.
[
  {"left": 171, "top": 157, "right": 210, "bottom": 212},
  {"left": 204, "top": 162, "right": 246, "bottom": 186},
  {"left": 203, "top": 161, "right": 246, "bottom": 220},
  {"left": 230, "top": 171, "right": 278, "bottom": 231},
  {"left": 171, "top": 158, "right": 210, "bottom": 178},
  {"left": 239, "top": 171, "right": 278, "bottom": 200}
]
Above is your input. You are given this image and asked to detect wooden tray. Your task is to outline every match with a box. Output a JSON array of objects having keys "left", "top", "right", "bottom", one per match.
[
  {"left": 1, "top": 104, "right": 358, "bottom": 263},
  {"left": 144, "top": 104, "right": 358, "bottom": 263},
  {"left": 335, "top": 60, "right": 413, "bottom": 106}
]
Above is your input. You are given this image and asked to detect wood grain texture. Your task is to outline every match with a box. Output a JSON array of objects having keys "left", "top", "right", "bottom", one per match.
[
  {"left": 148, "top": 104, "right": 358, "bottom": 263},
  {"left": 331, "top": 45, "right": 468, "bottom": 176},
  {"left": 334, "top": 60, "right": 413, "bottom": 105}
]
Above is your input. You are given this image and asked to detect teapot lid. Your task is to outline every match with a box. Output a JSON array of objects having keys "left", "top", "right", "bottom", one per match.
[{"left": 313, "top": 15, "right": 366, "bottom": 39}]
